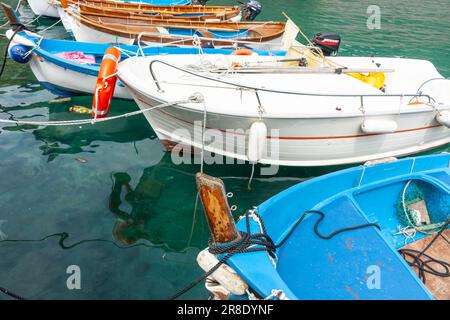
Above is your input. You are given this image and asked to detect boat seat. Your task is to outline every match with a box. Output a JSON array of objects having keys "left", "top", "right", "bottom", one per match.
[
  {"left": 228, "top": 195, "right": 433, "bottom": 300},
  {"left": 194, "top": 28, "right": 216, "bottom": 39}
]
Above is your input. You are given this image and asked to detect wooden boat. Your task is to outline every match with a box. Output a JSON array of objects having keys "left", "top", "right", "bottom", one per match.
[
  {"left": 65, "top": 7, "right": 286, "bottom": 48},
  {"left": 27, "top": 0, "right": 192, "bottom": 18},
  {"left": 195, "top": 154, "right": 450, "bottom": 299},
  {"left": 62, "top": 0, "right": 244, "bottom": 22}
]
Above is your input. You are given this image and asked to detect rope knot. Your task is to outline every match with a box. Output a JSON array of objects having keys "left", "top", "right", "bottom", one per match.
[{"left": 189, "top": 92, "right": 205, "bottom": 103}]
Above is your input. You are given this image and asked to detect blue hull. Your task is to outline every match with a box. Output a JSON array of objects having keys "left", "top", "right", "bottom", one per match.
[{"left": 225, "top": 154, "right": 449, "bottom": 299}]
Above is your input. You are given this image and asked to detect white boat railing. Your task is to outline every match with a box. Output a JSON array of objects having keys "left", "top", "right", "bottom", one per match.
[{"left": 147, "top": 59, "right": 442, "bottom": 106}]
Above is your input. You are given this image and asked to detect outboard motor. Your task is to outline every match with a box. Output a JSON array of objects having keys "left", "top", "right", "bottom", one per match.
[
  {"left": 312, "top": 32, "right": 341, "bottom": 56},
  {"left": 240, "top": 0, "right": 262, "bottom": 21}
]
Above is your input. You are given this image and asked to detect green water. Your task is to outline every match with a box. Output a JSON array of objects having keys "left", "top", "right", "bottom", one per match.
[{"left": 0, "top": 0, "right": 448, "bottom": 299}]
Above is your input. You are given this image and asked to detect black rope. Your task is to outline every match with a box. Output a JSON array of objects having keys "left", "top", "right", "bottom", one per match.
[
  {"left": 398, "top": 219, "right": 450, "bottom": 284},
  {"left": 0, "top": 24, "right": 27, "bottom": 79},
  {"left": 169, "top": 209, "right": 380, "bottom": 300},
  {"left": 0, "top": 286, "right": 26, "bottom": 300},
  {"left": 0, "top": 231, "right": 161, "bottom": 300}
]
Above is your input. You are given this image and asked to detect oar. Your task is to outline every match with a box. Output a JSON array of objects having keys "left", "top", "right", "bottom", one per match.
[{"left": 210, "top": 65, "right": 394, "bottom": 74}]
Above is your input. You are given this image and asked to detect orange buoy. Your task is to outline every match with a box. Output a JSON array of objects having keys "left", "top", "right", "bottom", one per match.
[
  {"left": 92, "top": 47, "right": 121, "bottom": 119},
  {"left": 231, "top": 48, "right": 253, "bottom": 56}
]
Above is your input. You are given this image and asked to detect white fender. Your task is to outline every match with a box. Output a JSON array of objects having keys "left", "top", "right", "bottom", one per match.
[
  {"left": 197, "top": 249, "right": 248, "bottom": 296},
  {"left": 361, "top": 119, "right": 398, "bottom": 134},
  {"left": 5, "top": 30, "right": 37, "bottom": 48},
  {"left": 247, "top": 121, "right": 267, "bottom": 162},
  {"left": 436, "top": 111, "right": 450, "bottom": 128}
]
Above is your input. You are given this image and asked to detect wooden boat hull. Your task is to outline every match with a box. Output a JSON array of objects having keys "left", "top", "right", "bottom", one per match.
[
  {"left": 66, "top": 10, "right": 286, "bottom": 49},
  {"left": 75, "top": 4, "right": 242, "bottom": 22},
  {"left": 66, "top": 0, "right": 243, "bottom": 22},
  {"left": 67, "top": 0, "right": 231, "bottom": 13},
  {"left": 28, "top": 0, "right": 193, "bottom": 18}
]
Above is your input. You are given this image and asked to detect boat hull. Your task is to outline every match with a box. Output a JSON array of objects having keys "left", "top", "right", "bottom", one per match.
[
  {"left": 121, "top": 80, "right": 450, "bottom": 167},
  {"left": 66, "top": 11, "right": 285, "bottom": 49},
  {"left": 29, "top": 53, "right": 131, "bottom": 98},
  {"left": 220, "top": 154, "right": 450, "bottom": 299},
  {"left": 28, "top": 0, "right": 59, "bottom": 18}
]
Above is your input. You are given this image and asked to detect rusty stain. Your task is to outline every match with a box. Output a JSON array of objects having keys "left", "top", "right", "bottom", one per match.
[
  {"left": 328, "top": 253, "right": 335, "bottom": 264},
  {"left": 345, "top": 285, "right": 361, "bottom": 300},
  {"left": 345, "top": 239, "right": 353, "bottom": 251}
]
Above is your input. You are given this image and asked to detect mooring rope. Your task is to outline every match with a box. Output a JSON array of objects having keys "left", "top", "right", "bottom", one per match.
[
  {"left": 0, "top": 98, "right": 200, "bottom": 127},
  {"left": 170, "top": 209, "right": 380, "bottom": 300},
  {"left": 398, "top": 219, "right": 450, "bottom": 284},
  {"left": 0, "top": 230, "right": 179, "bottom": 300}
]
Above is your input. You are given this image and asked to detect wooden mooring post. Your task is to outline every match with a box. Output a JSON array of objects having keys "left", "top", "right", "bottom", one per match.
[{"left": 195, "top": 173, "right": 241, "bottom": 244}]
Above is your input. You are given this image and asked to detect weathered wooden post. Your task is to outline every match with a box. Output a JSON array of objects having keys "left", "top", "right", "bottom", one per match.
[
  {"left": 195, "top": 172, "right": 241, "bottom": 244},
  {"left": 195, "top": 172, "right": 248, "bottom": 299}
]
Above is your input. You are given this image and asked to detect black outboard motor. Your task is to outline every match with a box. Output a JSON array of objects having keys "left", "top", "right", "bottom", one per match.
[
  {"left": 312, "top": 32, "right": 341, "bottom": 56},
  {"left": 240, "top": 0, "right": 262, "bottom": 21}
]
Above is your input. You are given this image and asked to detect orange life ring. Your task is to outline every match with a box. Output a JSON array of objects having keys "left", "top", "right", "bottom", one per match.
[
  {"left": 231, "top": 48, "right": 253, "bottom": 56},
  {"left": 92, "top": 47, "right": 121, "bottom": 119}
]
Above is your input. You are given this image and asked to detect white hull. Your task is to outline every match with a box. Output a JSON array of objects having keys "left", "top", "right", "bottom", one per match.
[
  {"left": 29, "top": 53, "right": 131, "bottom": 99},
  {"left": 28, "top": 0, "right": 60, "bottom": 18},
  {"left": 57, "top": 6, "right": 73, "bottom": 34},
  {"left": 118, "top": 55, "right": 450, "bottom": 166}
]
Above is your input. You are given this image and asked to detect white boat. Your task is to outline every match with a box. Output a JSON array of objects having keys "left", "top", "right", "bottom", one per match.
[
  {"left": 115, "top": 48, "right": 450, "bottom": 166},
  {"left": 28, "top": 0, "right": 60, "bottom": 18}
]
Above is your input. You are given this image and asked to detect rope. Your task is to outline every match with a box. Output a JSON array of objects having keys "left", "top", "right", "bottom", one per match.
[
  {"left": 37, "top": 18, "right": 62, "bottom": 34},
  {"left": 0, "top": 287, "right": 26, "bottom": 300},
  {"left": 398, "top": 219, "right": 450, "bottom": 284},
  {"left": 401, "top": 180, "right": 446, "bottom": 234},
  {"left": 0, "top": 25, "right": 27, "bottom": 79},
  {"left": 170, "top": 209, "right": 380, "bottom": 300},
  {"left": 0, "top": 98, "right": 198, "bottom": 127},
  {"left": 0, "top": 227, "right": 192, "bottom": 300}
]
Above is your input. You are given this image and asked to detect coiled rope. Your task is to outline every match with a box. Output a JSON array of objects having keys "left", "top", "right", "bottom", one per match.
[
  {"left": 398, "top": 219, "right": 450, "bottom": 284},
  {"left": 170, "top": 209, "right": 380, "bottom": 300}
]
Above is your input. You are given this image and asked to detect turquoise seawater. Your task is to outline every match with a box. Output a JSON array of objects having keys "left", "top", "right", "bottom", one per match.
[{"left": 0, "top": 0, "right": 448, "bottom": 299}]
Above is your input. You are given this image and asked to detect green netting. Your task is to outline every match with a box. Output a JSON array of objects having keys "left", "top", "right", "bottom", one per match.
[{"left": 396, "top": 180, "right": 449, "bottom": 234}]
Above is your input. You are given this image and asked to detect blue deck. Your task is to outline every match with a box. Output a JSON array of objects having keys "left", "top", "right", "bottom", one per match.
[{"left": 227, "top": 154, "right": 450, "bottom": 299}]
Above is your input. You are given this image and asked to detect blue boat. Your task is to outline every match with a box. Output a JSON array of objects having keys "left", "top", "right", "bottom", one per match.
[
  {"left": 6, "top": 30, "right": 285, "bottom": 98},
  {"left": 197, "top": 154, "right": 449, "bottom": 300}
]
